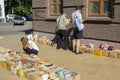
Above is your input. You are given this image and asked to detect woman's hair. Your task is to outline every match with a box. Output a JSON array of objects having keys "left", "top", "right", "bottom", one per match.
[
  {"left": 76, "top": 5, "right": 84, "bottom": 10},
  {"left": 21, "top": 37, "right": 29, "bottom": 48}
]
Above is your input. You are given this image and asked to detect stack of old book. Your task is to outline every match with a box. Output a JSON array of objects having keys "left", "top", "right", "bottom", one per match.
[
  {"left": 0, "top": 46, "right": 80, "bottom": 80},
  {"left": 38, "top": 37, "right": 120, "bottom": 60},
  {"left": 79, "top": 44, "right": 120, "bottom": 60}
]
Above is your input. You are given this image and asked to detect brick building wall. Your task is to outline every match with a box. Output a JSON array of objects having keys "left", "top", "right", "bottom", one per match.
[
  {"left": 32, "top": 0, "right": 120, "bottom": 42},
  {"left": 113, "top": 0, "right": 120, "bottom": 23}
]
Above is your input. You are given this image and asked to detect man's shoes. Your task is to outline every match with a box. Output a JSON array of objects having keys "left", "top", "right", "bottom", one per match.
[
  {"left": 75, "top": 51, "right": 83, "bottom": 54},
  {"left": 72, "top": 50, "right": 76, "bottom": 53},
  {"left": 63, "top": 48, "right": 69, "bottom": 50},
  {"left": 56, "top": 47, "right": 62, "bottom": 49}
]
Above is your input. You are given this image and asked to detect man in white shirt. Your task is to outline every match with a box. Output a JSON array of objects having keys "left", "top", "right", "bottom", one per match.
[{"left": 71, "top": 6, "right": 84, "bottom": 54}]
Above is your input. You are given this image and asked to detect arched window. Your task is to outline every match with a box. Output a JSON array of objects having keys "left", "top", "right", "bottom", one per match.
[{"left": 49, "top": 0, "right": 63, "bottom": 16}]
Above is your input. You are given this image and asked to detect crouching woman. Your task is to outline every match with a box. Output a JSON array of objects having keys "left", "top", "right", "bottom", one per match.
[{"left": 21, "top": 37, "right": 39, "bottom": 55}]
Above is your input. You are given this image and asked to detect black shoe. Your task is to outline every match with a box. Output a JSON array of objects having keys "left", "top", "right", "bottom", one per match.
[
  {"left": 57, "top": 45, "right": 62, "bottom": 49},
  {"left": 63, "top": 48, "right": 69, "bottom": 50},
  {"left": 72, "top": 50, "right": 76, "bottom": 53},
  {"left": 56, "top": 47, "right": 62, "bottom": 49}
]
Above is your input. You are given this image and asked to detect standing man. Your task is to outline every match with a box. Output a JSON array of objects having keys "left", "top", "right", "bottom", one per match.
[
  {"left": 56, "top": 13, "right": 70, "bottom": 50},
  {"left": 71, "top": 6, "right": 84, "bottom": 54}
]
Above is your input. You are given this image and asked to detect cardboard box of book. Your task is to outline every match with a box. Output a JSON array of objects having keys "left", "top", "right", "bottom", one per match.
[
  {"left": 48, "top": 65, "right": 62, "bottom": 79},
  {"left": 79, "top": 46, "right": 87, "bottom": 53},
  {"left": 24, "top": 68, "right": 36, "bottom": 78},
  {"left": 17, "top": 68, "right": 36, "bottom": 78},
  {"left": 48, "top": 65, "right": 80, "bottom": 80},
  {"left": 11, "top": 65, "right": 20, "bottom": 75},
  {"left": 114, "top": 50, "right": 120, "bottom": 60},
  {"left": 1, "top": 61, "right": 7, "bottom": 69},
  {"left": 94, "top": 49, "right": 103, "bottom": 56},
  {"left": 117, "top": 51, "right": 120, "bottom": 60},
  {"left": 27, "top": 71, "right": 46, "bottom": 80},
  {"left": 109, "top": 51, "right": 118, "bottom": 59},
  {"left": 85, "top": 48, "right": 94, "bottom": 54},
  {"left": 28, "top": 74, "right": 42, "bottom": 80},
  {"left": 6, "top": 60, "right": 18, "bottom": 71},
  {"left": 102, "top": 50, "right": 110, "bottom": 57},
  {"left": 56, "top": 70, "right": 80, "bottom": 80},
  {"left": 38, "top": 37, "right": 47, "bottom": 45},
  {"left": 17, "top": 69, "right": 25, "bottom": 77}
]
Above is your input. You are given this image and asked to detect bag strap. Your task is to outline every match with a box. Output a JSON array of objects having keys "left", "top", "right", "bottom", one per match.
[{"left": 57, "top": 16, "right": 62, "bottom": 25}]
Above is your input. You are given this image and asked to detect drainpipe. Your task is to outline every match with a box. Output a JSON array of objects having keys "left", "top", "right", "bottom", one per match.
[{"left": 3, "top": 0, "right": 6, "bottom": 22}]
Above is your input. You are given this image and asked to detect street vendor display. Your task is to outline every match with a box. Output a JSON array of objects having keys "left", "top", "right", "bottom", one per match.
[{"left": 0, "top": 47, "right": 80, "bottom": 80}]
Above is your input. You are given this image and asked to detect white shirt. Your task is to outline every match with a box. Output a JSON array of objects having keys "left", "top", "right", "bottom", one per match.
[
  {"left": 71, "top": 11, "right": 82, "bottom": 27},
  {"left": 28, "top": 40, "right": 39, "bottom": 51}
]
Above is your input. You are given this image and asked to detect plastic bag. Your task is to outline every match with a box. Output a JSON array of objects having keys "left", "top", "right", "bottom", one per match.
[{"left": 75, "top": 17, "right": 84, "bottom": 31}]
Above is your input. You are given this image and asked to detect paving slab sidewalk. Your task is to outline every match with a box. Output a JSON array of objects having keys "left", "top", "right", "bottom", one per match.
[{"left": 0, "top": 34, "right": 120, "bottom": 80}]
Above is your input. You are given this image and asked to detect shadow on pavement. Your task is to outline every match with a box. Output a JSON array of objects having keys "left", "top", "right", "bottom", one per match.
[{"left": 19, "top": 28, "right": 33, "bottom": 34}]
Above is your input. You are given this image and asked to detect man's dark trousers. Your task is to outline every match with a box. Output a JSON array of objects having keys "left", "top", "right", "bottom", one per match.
[{"left": 57, "top": 30, "right": 69, "bottom": 50}]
